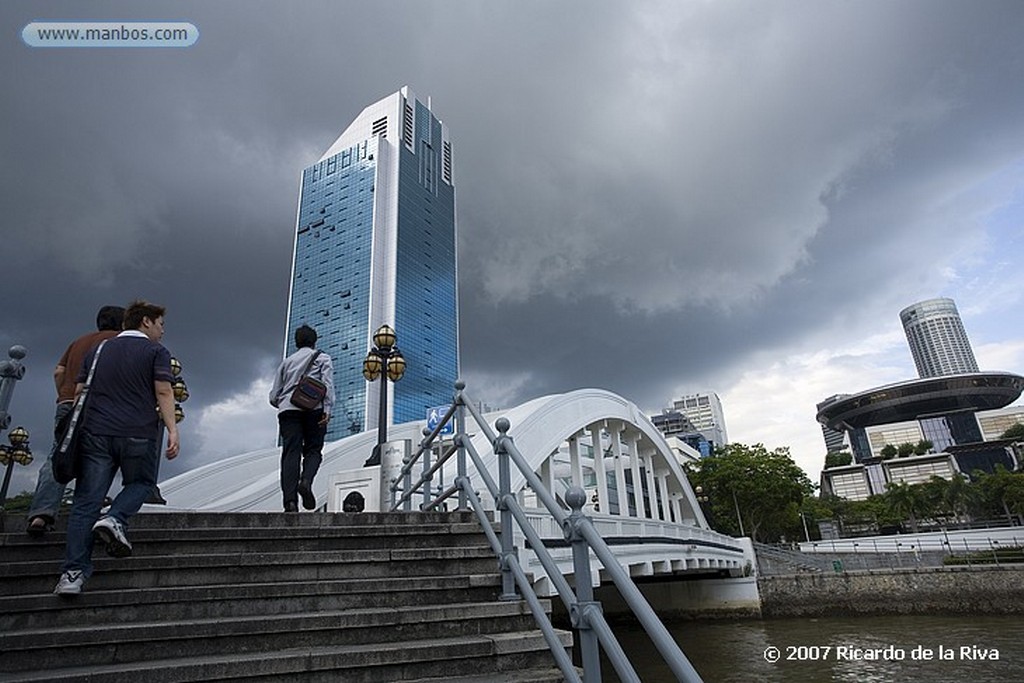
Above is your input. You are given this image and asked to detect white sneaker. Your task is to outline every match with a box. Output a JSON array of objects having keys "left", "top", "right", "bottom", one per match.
[
  {"left": 54, "top": 570, "right": 85, "bottom": 595},
  {"left": 92, "top": 516, "right": 133, "bottom": 557}
]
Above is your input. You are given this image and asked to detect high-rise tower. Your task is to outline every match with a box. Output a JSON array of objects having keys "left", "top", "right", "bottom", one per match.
[
  {"left": 665, "top": 392, "right": 729, "bottom": 450},
  {"left": 284, "top": 87, "right": 459, "bottom": 441},
  {"left": 900, "top": 298, "right": 978, "bottom": 378}
]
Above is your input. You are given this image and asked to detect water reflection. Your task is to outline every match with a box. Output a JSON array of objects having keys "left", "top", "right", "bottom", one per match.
[{"left": 607, "top": 615, "right": 1024, "bottom": 682}]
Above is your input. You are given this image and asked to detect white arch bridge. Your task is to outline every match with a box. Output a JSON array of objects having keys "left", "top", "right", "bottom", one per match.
[
  {"left": 160, "top": 388, "right": 751, "bottom": 588},
  {"left": 161, "top": 386, "right": 758, "bottom": 681}
]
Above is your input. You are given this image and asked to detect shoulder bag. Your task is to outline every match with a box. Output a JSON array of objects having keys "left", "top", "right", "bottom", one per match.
[
  {"left": 290, "top": 350, "right": 327, "bottom": 410},
  {"left": 53, "top": 339, "right": 107, "bottom": 484}
]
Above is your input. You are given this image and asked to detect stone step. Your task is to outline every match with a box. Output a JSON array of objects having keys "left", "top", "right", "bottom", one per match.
[
  {"left": 0, "top": 574, "right": 503, "bottom": 630},
  {"left": 2, "top": 510, "right": 482, "bottom": 534},
  {"left": 2, "top": 522, "right": 494, "bottom": 562},
  {"left": 1, "top": 545, "right": 501, "bottom": 596},
  {"left": 0, "top": 600, "right": 547, "bottom": 673},
  {"left": 0, "top": 510, "right": 569, "bottom": 681},
  {"left": 4, "top": 520, "right": 494, "bottom": 558},
  {"left": 404, "top": 668, "right": 575, "bottom": 683},
  {"left": 0, "top": 631, "right": 573, "bottom": 683}
]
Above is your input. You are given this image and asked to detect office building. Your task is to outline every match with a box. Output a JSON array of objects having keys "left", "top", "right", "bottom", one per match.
[
  {"left": 817, "top": 394, "right": 850, "bottom": 453},
  {"left": 900, "top": 298, "right": 979, "bottom": 378},
  {"left": 650, "top": 410, "right": 713, "bottom": 457},
  {"left": 816, "top": 297, "right": 1024, "bottom": 500},
  {"left": 284, "top": 87, "right": 459, "bottom": 441},
  {"left": 656, "top": 392, "right": 728, "bottom": 451}
]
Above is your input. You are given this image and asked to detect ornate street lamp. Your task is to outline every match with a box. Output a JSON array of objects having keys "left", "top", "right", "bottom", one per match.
[
  {"left": 170, "top": 357, "right": 189, "bottom": 421},
  {"left": 0, "top": 345, "right": 28, "bottom": 509},
  {"left": 0, "top": 426, "right": 32, "bottom": 508},
  {"left": 148, "top": 357, "right": 189, "bottom": 506},
  {"left": 362, "top": 325, "right": 406, "bottom": 466},
  {"left": 694, "top": 485, "right": 709, "bottom": 504}
]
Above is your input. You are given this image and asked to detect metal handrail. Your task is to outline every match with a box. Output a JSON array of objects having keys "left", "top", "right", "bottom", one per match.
[{"left": 388, "top": 381, "right": 704, "bottom": 682}]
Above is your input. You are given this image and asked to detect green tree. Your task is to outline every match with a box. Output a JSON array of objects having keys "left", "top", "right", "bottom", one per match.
[
  {"left": 687, "top": 442, "right": 814, "bottom": 542},
  {"left": 913, "top": 439, "right": 934, "bottom": 456},
  {"left": 975, "top": 465, "right": 1024, "bottom": 524},
  {"left": 896, "top": 442, "right": 917, "bottom": 458},
  {"left": 1000, "top": 423, "right": 1024, "bottom": 440},
  {"left": 880, "top": 444, "right": 898, "bottom": 459},
  {"left": 942, "top": 475, "right": 977, "bottom": 524},
  {"left": 823, "top": 449, "right": 853, "bottom": 469},
  {"left": 0, "top": 490, "right": 32, "bottom": 513},
  {"left": 885, "top": 481, "right": 926, "bottom": 532},
  {"left": 919, "top": 477, "right": 948, "bottom": 524}
]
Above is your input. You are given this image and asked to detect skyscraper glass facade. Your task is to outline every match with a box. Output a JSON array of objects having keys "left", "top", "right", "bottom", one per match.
[{"left": 285, "top": 87, "right": 458, "bottom": 442}]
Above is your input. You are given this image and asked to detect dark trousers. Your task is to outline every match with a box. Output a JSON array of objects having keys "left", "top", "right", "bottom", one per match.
[{"left": 278, "top": 409, "right": 326, "bottom": 507}]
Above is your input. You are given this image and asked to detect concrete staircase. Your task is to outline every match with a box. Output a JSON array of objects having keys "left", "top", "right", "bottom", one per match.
[
  {"left": 0, "top": 510, "right": 572, "bottom": 682},
  {"left": 753, "top": 542, "right": 832, "bottom": 575}
]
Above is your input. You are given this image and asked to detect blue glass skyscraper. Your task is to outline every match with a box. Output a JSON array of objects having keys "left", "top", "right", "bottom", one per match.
[{"left": 284, "top": 87, "right": 459, "bottom": 441}]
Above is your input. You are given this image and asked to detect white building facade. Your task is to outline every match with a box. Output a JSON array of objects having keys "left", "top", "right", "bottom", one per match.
[{"left": 667, "top": 392, "right": 728, "bottom": 449}]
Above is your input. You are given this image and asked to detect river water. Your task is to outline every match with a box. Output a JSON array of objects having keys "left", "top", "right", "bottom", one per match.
[{"left": 608, "top": 614, "right": 1024, "bottom": 682}]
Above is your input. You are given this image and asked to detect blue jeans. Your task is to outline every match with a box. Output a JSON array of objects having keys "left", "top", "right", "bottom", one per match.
[
  {"left": 61, "top": 430, "right": 158, "bottom": 578},
  {"left": 27, "top": 402, "right": 73, "bottom": 523}
]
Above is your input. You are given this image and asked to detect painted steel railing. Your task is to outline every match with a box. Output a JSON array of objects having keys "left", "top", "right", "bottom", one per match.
[{"left": 387, "top": 381, "right": 703, "bottom": 683}]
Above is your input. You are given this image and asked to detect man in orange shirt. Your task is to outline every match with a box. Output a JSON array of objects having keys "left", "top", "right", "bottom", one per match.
[{"left": 26, "top": 305, "right": 124, "bottom": 536}]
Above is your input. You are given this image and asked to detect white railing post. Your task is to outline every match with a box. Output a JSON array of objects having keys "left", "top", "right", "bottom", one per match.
[
  {"left": 495, "top": 417, "right": 519, "bottom": 601},
  {"left": 564, "top": 487, "right": 603, "bottom": 683},
  {"left": 455, "top": 380, "right": 468, "bottom": 511}
]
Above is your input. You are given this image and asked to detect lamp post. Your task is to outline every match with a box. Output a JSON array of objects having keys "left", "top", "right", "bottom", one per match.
[
  {"left": 147, "top": 357, "right": 188, "bottom": 506},
  {"left": 731, "top": 487, "right": 746, "bottom": 537},
  {"left": 694, "top": 485, "right": 712, "bottom": 527},
  {"left": 0, "top": 426, "right": 33, "bottom": 508},
  {"left": 170, "top": 357, "right": 189, "bottom": 423},
  {"left": 362, "top": 325, "right": 406, "bottom": 467},
  {"left": 0, "top": 345, "right": 29, "bottom": 509}
]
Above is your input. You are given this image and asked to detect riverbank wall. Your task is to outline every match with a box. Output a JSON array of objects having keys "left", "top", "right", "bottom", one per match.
[{"left": 759, "top": 564, "right": 1024, "bottom": 618}]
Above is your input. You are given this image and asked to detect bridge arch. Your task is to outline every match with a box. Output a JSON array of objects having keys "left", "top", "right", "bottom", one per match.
[{"left": 462, "top": 388, "right": 710, "bottom": 531}]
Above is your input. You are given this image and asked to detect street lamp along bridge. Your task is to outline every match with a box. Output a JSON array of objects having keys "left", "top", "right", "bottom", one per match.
[
  {"left": 0, "top": 345, "right": 32, "bottom": 508},
  {"left": 361, "top": 324, "right": 406, "bottom": 467}
]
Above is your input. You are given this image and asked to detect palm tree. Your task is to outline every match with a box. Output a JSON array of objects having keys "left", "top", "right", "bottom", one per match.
[
  {"left": 940, "top": 475, "right": 976, "bottom": 526},
  {"left": 921, "top": 477, "right": 950, "bottom": 525},
  {"left": 885, "top": 481, "right": 925, "bottom": 533},
  {"left": 977, "top": 465, "right": 1024, "bottom": 525}
]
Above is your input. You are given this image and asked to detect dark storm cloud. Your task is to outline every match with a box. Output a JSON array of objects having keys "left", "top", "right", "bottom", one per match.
[{"left": 2, "top": 0, "right": 1023, "bottom": 491}]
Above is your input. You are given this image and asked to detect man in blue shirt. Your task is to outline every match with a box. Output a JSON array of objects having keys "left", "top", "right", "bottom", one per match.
[{"left": 54, "top": 300, "right": 180, "bottom": 596}]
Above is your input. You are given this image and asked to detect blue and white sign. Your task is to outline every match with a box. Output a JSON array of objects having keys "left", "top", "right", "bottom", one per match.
[{"left": 426, "top": 404, "right": 454, "bottom": 435}]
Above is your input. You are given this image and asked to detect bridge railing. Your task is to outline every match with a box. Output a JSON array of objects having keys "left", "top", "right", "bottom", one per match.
[{"left": 388, "top": 381, "right": 703, "bottom": 683}]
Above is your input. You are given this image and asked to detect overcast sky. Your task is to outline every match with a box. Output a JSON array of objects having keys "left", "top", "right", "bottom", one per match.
[{"left": 3, "top": 1, "right": 1023, "bottom": 498}]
